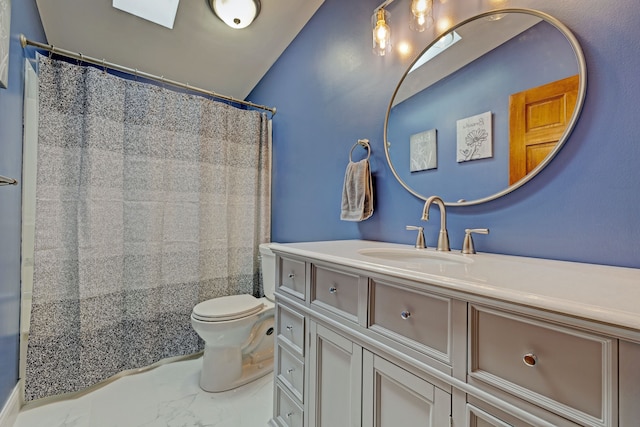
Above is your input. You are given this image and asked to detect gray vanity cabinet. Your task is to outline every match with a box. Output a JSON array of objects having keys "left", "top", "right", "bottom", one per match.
[
  {"left": 271, "top": 255, "right": 454, "bottom": 427},
  {"left": 269, "top": 249, "right": 637, "bottom": 427}
]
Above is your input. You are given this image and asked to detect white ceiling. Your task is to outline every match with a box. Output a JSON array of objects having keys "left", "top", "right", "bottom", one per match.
[{"left": 35, "top": 0, "right": 325, "bottom": 100}]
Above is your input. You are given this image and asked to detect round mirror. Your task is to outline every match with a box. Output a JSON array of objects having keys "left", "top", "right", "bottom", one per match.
[{"left": 384, "top": 9, "right": 586, "bottom": 206}]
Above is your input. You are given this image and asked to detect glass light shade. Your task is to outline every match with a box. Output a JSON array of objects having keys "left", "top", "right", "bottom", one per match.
[
  {"left": 372, "top": 8, "right": 391, "bottom": 56},
  {"left": 211, "top": 0, "right": 261, "bottom": 29},
  {"left": 410, "top": 0, "right": 433, "bottom": 32}
]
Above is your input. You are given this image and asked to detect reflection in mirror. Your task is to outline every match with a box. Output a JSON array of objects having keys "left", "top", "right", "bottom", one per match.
[{"left": 384, "top": 9, "right": 586, "bottom": 206}]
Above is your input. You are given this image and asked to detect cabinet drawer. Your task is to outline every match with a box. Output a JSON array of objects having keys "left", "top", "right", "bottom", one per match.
[
  {"left": 277, "top": 304, "right": 305, "bottom": 356},
  {"left": 278, "top": 256, "right": 306, "bottom": 300},
  {"left": 467, "top": 403, "right": 514, "bottom": 427},
  {"left": 469, "top": 305, "right": 616, "bottom": 426},
  {"left": 311, "top": 265, "right": 360, "bottom": 322},
  {"left": 465, "top": 398, "right": 581, "bottom": 427},
  {"left": 277, "top": 344, "right": 304, "bottom": 402},
  {"left": 275, "top": 384, "right": 303, "bottom": 427},
  {"left": 369, "top": 279, "right": 451, "bottom": 362}
]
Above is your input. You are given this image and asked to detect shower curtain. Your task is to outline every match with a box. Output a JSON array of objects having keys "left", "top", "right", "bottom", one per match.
[{"left": 25, "top": 56, "right": 271, "bottom": 401}]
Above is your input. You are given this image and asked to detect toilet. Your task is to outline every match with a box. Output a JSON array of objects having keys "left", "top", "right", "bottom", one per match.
[{"left": 191, "top": 243, "right": 276, "bottom": 392}]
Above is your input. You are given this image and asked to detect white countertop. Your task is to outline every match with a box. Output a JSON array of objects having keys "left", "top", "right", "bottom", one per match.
[{"left": 269, "top": 240, "right": 640, "bottom": 332}]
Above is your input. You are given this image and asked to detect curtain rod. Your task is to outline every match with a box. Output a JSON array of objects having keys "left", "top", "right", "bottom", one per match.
[{"left": 20, "top": 35, "right": 276, "bottom": 116}]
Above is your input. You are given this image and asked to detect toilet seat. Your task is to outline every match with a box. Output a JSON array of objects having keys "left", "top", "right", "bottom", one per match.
[{"left": 192, "top": 294, "right": 265, "bottom": 322}]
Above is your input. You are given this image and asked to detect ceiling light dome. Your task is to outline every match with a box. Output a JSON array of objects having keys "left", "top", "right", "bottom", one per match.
[{"left": 210, "top": 0, "right": 261, "bottom": 29}]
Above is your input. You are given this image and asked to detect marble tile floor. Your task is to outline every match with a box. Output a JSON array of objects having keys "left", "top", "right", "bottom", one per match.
[{"left": 14, "top": 357, "right": 273, "bottom": 427}]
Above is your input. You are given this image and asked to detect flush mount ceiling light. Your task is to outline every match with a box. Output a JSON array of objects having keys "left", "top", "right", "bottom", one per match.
[{"left": 209, "top": 0, "right": 261, "bottom": 30}]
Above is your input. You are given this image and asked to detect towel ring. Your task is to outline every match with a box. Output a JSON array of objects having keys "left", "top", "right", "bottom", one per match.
[{"left": 349, "top": 139, "right": 371, "bottom": 162}]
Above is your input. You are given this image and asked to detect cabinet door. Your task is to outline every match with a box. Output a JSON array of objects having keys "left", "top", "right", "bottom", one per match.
[
  {"left": 362, "top": 350, "right": 451, "bottom": 426},
  {"left": 619, "top": 340, "right": 640, "bottom": 426},
  {"left": 308, "top": 322, "right": 362, "bottom": 427}
]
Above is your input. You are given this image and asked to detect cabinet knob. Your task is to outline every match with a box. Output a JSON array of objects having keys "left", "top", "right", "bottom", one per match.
[
  {"left": 523, "top": 353, "right": 538, "bottom": 367},
  {"left": 286, "top": 412, "right": 293, "bottom": 418},
  {"left": 400, "top": 310, "right": 411, "bottom": 320},
  {"left": 288, "top": 273, "right": 295, "bottom": 278},
  {"left": 286, "top": 325, "right": 294, "bottom": 331},
  {"left": 329, "top": 286, "right": 337, "bottom": 294},
  {"left": 287, "top": 368, "right": 295, "bottom": 374}
]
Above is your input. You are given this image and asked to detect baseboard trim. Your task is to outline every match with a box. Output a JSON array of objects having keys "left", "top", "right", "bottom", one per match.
[{"left": 0, "top": 385, "right": 20, "bottom": 427}]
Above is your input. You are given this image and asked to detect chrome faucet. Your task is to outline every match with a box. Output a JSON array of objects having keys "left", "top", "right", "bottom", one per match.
[{"left": 421, "top": 196, "right": 450, "bottom": 251}]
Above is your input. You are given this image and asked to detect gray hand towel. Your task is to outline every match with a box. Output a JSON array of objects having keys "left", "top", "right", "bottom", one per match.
[{"left": 340, "top": 159, "right": 373, "bottom": 221}]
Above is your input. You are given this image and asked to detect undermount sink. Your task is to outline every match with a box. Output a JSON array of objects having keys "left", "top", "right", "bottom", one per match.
[{"left": 357, "top": 248, "right": 473, "bottom": 265}]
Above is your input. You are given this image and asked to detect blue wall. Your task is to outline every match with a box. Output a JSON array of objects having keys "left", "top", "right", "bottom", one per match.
[
  {"left": 249, "top": 0, "right": 640, "bottom": 268},
  {"left": 0, "top": 0, "right": 45, "bottom": 410}
]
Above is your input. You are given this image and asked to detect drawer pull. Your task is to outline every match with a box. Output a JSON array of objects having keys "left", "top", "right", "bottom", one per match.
[
  {"left": 288, "top": 273, "right": 295, "bottom": 278},
  {"left": 523, "top": 353, "right": 538, "bottom": 367},
  {"left": 329, "top": 286, "right": 338, "bottom": 294},
  {"left": 286, "top": 325, "right": 294, "bottom": 331},
  {"left": 400, "top": 310, "right": 411, "bottom": 320},
  {"left": 287, "top": 368, "right": 295, "bottom": 374}
]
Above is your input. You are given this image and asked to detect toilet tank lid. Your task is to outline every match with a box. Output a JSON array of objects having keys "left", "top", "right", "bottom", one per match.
[{"left": 193, "top": 294, "right": 264, "bottom": 320}]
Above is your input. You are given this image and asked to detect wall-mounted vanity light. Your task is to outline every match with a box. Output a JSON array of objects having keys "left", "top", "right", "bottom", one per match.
[
  {"left": 209, "top": 0, "right": 261, "bottom": 29},
  {"left": 410, "top": 0, "right": 434, "bottom": 32},
  {"left": 372, "top": 8, "right": 392, "bottom": 56},
  {"left": 372, "top": 0, "right": 434, "bottom": 56}
]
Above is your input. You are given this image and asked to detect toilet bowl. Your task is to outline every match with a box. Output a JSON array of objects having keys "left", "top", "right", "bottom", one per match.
[{"left": 191, "top": 243, "right": 277, "bottom": 392}]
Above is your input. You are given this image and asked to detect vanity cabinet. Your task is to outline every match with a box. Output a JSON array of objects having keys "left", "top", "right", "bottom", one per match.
[
  {"left": 269, "top": 243, "right": 640, "bottom": 427},
  {"left": 271, "top": 255, "right": 454, "bottom": 427}
]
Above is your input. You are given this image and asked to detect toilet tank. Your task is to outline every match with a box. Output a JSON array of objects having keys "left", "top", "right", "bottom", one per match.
[{"left": 259, "top": 243, "right": 276, "bottom": 300}]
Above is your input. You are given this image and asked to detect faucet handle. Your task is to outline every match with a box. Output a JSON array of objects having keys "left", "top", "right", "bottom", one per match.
[
  {"left": 406, "top": 225, "right": 426, "bottom": 249},
  {"left": 462, "top": 228, "right": 489, "bottom": 254}
]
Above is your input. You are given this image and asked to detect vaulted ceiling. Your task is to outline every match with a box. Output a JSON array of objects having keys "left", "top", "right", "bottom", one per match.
[{"left": 35, "top": 0, "right": 325, "bottom": 100}]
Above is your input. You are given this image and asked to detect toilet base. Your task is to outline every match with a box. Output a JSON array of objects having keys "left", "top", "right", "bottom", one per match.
[
  {"left": 198, "top": 315, "right": 275, "bottom": 392},
  {"left": 199, "top": 349, "right": 274, "bottom": 392}
]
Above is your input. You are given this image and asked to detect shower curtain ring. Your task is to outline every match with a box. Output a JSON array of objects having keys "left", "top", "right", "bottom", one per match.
[
  {"left": 102, "top": 59, "right": 106, "bottom": 74},
  {"left": 49, "top": 45, "right": 54, "bottom": 59}
]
